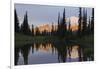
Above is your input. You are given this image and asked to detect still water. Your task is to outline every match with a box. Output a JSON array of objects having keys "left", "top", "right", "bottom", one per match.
[{"left": 15, "top": 41, "right": 94, "bottom": 65}]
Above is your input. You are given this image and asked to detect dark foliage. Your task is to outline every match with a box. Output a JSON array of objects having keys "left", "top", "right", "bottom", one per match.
[
  {"left": 32, "top": 24, "right": 34, "bottom": 36},
  {"left": 20, "top": 11, "right": 31, "bottom": 35},
  {"left": 78, "top": 7, "right": 82, "bottom": 36},
  {"left": 15, "top": 9, "right": 20, "bottom": 32},
  {"left": 91, "top": 8, "right": 94, "bottom": 33}
]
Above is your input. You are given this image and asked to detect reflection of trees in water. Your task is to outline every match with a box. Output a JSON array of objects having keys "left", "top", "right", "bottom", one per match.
[
  {"left": 31, "top": 42, "right": 57, "bottom": 55},
  {"left": 31, "top": 42, "right": 86, "bottom": 62},
  {"left": 20, "top": 44, "right": 31, "bottom": 65},
  {"left": 53, "top": 41, "right": 85, "bottom": 62},
  {"left": 32, "top": 43, "right": 35, "bottom": 53},
  {"left": 81, "top": 45, "right": 94, "bottom": 61},
  {"left": 15, "top": 42, "right": 94, "bottom": 65},
  {"left": 35, "top": 43, "right": 40, "bottom": 51},
  {"left": 53, "top": 41, "right": 67, "bottom": 62},
  {"left": 15, "top": 47, "right": 20, "bottom": 65},
  {"left": 67, "top": 46, "right": 72, "bottom": 59},
  {"left": 51, "top": 43, "right": 57, "bottom": 55},
  {"left": 76, "top": 46, "right": 83, "bottom": 61}
]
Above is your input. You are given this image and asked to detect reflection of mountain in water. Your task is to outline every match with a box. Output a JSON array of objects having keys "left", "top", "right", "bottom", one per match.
[{"left": 15, "top": 41, "right": 94, "bottom": 65}]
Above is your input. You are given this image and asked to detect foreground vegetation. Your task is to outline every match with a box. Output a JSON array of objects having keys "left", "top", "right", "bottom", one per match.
[
  {"left": 15, "top": 33, "right": 60, "bottom": 47},
  {"left": 15, "top": 33, "right": 94, "bottom": 48},
  {"left": 77, "top": 34, "right": 94, "bottom": 46}
]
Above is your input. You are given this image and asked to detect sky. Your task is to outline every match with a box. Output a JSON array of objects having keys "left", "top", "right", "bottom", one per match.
[{"left": 15, "top": 3, "right": 93, "bottom": 27}]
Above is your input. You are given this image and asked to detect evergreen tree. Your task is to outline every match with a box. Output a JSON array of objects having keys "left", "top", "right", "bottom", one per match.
[
  {"left": 68, "top": 18, "right": 71, "bottom": 31},
  {"left": 35, "top": 27, "right": 40, "bottom": 36},
  {"left": 51, "top": 22, "right": 54, "bottom": 36},
  {"left": 82, "top": 8, "right": 87, "bottom": 35},
  {"left": 57, "top": 12, "right": 60, "bottom": 35},
  {"left": 21, "top": 11, "right": 31, "bottom": 35},
  {"left": 78, "top": 7, "right": 82, "bottom": 36},
  {"left": 68, "top": 18, "right": 72, "bottom": 35},
  {"left": 15, "top": 9, "right": 19, "bottom": 32},
  {"left": 32, "top": 24, "right": 34, "bottom": 36},
  {"left": 42, "top": 30, "right": 46, "bottom": 36},
  {"left": 87, "top": 16, "right": 91, "bottom": 34},
  {"left": 91, "top": 8, "right": 94, "bottom": 33},
  {"left": 59, "top": 8, "right": 67, "bottom": 38}
]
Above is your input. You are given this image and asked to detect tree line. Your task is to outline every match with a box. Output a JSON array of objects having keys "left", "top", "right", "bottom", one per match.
[
  {"left": 78, "top": 7, "right": 94, "bottom": 37},
  {"left": 15, "top": 7, "right": 94, "bottom": 39},
  {"left": 15, "top": 10, "right": 31, "bottom": 35}
]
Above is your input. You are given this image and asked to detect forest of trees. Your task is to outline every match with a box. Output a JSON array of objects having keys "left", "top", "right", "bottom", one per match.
[
  {"left": 78, "top": 8, "right": 94, "bottom": 37},
  {"left": 15, "top": 7, "right": 94, "bottom": 39}
]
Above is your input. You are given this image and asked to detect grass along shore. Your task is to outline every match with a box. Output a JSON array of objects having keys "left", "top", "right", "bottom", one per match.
[
  {"left": 15, "top": 33, "right": 59, "bottom": 47},
  {"left": 15, "top": 33, "right": 94, "bottom": 48}
]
